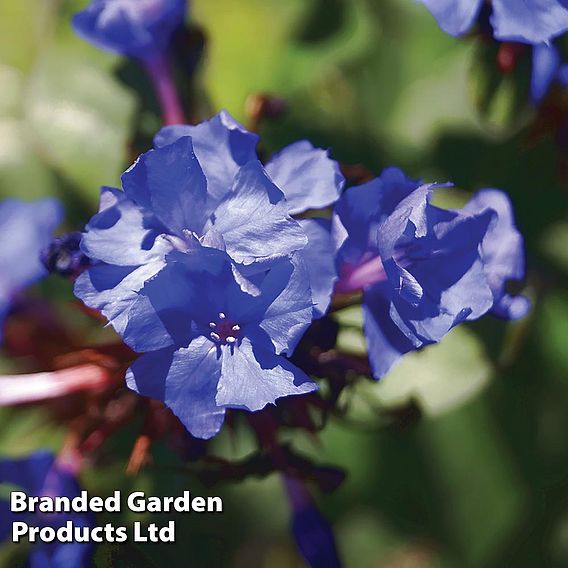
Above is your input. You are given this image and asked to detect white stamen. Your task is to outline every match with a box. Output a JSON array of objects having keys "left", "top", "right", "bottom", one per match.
[
  {"left": 218, "top": 312, "right": 226, "bottom": 319},
  {"left": 210, "top": 332, "right": 221, "bottom": 341},
  {"left": 209, "top": 322, "right": 217, "bottom": 329},
  {"left": 232, "top": 324, "right": 240, "bottom": 332},
  {"left": 226, "top": 336, "right": 236, "bottom": 344}
]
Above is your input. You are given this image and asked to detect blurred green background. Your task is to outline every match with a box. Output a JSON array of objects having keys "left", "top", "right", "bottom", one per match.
[{"left": 1, "top": 0, "right": 567, "bottom": 566}]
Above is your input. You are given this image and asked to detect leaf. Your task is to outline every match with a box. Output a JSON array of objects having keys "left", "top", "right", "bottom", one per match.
[
  {"left": 538, "top": 292, "right": 568, "bottom": 381},
  {"left": 341, "top": 326, "right": 493, "bottom": 418},
  {"left": 25, "top": 47, "right": 135, "bottom": 200},
  {"left": 417, "top": 398, "right": 526, "bottom": 565},
  {"left": 192, "top": 0, "right": 374, "bottom": 120},
  {"left": 0, "top": 407, "right": 64, "bottom": 455},
  {"left": 540, "top": 221, "right": 568, "bottom": 274}
]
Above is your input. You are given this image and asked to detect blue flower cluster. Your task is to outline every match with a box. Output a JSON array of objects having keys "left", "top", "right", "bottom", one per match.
[
  {"left": 75, "top": 111, "right": 528, "bottom": 438},
  {"left": 0, "top": 199, "right": 62, "bottom": 342},
  {"left": 0, "top": 451, "right": 94, "bottom": 568}
]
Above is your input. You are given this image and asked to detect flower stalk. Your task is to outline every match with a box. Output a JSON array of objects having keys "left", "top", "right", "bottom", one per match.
[{"left": 145, "top": 55, "right": 186, "bottom": 125}]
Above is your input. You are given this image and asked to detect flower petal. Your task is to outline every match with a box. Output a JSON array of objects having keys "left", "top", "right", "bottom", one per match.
[
  {"left": 74, "top": 260, "right": 173, "bottom": 352},
  {"left": 363, "top": 284, "right": 417, "bottom": 379},
  {"left": 492, "top": 0, "right": 568, "bottom": 44},
  {"left": 81, "top": 187, "right": 168, "bottom": 266},
  {"left": 126, "top": 339, "right": 225, "bottom": 439},
  {"left": 462, "top": 189, "right": 530, "bottom": 320},
  {"left": 147, "top": 137, "right": 208, "bottom": 234},
  {"left": 265, "top": 141, "right": 344, "bottom": 215},
  {"left": 216, "top": 335, "right": 317, "bottom": 411},
  {"left": 417, "top": 0, "right": 482, "bottom": 36},
  {"left": 389, "top": 255, "right": 493, "bottom": 346},
  {"left": 154, "top": 110, "right": 259, "bottom": 203},
  {"left": 531, "top": 43, "right": 560, "bottom": 103},
  {"left": 333, "top": 168, "right": 423, "bottom": 263},
  {"left": 384, "top": 210, "right": 495, "bottom": 345},
  {"left": 72, "top": 0, "right": 186, "bottom": 59},
  {"left": 362, "top": 195, "right": 495, "bottom": 379},
  {"left": 256, "top": 256, "right": 314, "bottom": 355},
  {"left": 210, "top": 161, "right": 307, "bottom": 265},
  {"left": 297, "top": 219, "right": 337, "bottom": 318}
]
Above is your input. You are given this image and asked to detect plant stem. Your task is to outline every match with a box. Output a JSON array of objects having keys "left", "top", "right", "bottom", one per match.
[{"left": 145, "top": 55, "right": 186, "bottom": 125}]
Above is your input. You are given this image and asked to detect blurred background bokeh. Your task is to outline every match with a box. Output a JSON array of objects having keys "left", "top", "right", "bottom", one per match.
[{"left": 1, "top": 0, "right": 567, "bottom": 566}]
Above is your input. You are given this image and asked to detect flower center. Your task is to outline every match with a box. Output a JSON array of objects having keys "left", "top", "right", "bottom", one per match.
[{"left": 208, "top": 312, "right": 241, "bottom": 345}]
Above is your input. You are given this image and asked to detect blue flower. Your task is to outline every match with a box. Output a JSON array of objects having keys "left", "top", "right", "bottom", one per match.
[
  {"left": 332, "top": 167, "right": 528, "bottom": 379},
  {"left": 125, "top": 248, "right": 318, "bottom": 439},
  {"left": 74, "top": 112, "right": 344, "bottom": 437},
  {"left": 418, "top": 0, "right": 568, "bottom": 45},
  {"left": 0, "top": 199, "right": 62, "bottom": 342},
  {"left": 75, "top": 111, "right": 343, "bottom": 353},
  {"left": 0, "top": 451, "right": 95, "bottom": 568},
  {"left": 72, "top": 0, "right": 187, "bottom": 60}
]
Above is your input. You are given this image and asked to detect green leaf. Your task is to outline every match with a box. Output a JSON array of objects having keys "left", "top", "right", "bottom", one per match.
[
  {"left": 334, "top": 305, "right": 367, "bottom": 355},
  {"left": 0, "top": 407, "right": 64, "bottom": 455},
  {"left": 375, "top": 326, "right": 492, "bottom": 416},
  {"left": 540, "top": 221, "right": 568, "bottom": 274},
  {"left": 341, "top": 326, "right": 493, "bottom": 418},
  {"left": 192, "top": 0, "right": 375, "bottom": 121},
  {"left": 417, "top": 398, "right": 526, "bottom": 565},
  {"left": 538, "top": 292, "right": 568, "bottom": 381},
  {"left": 25, "top": 47, "right": 135, "bottom": 201}
]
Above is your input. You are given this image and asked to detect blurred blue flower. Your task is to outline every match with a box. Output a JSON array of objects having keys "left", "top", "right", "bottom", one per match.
[
  {"left": 126, "top": 248, "right": 317, "bottom": 439},
  {"left": 0, "top": 451, "right": 95, "bottom": 568},
  {"left": 418, "top": 0, "right": 568, "bottom": 45},
  {"left": 284, "top": 476, "right": 341, "bottom": 568},
  {"left": 285, "top": 476, "right": 342, "bottom": 568},
  {"left": 333, "top": 168, "right": 528, "bottom": 379},
  {"left": 0, "top": 199, "right": 62, "bottom": 342},
  {"left": 72, "top": 0, "right": 187, "bottom": 60},
  {"left": 75, "top": 111, "right": 343, "bottom": 353},
  {"left": 291, "top": 506, "right": 341, "bottom": 568}
]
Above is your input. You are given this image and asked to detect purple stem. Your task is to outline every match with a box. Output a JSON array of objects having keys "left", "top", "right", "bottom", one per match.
[{"left": 144, "top": 55, "right": 186, "bottom": 125}]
